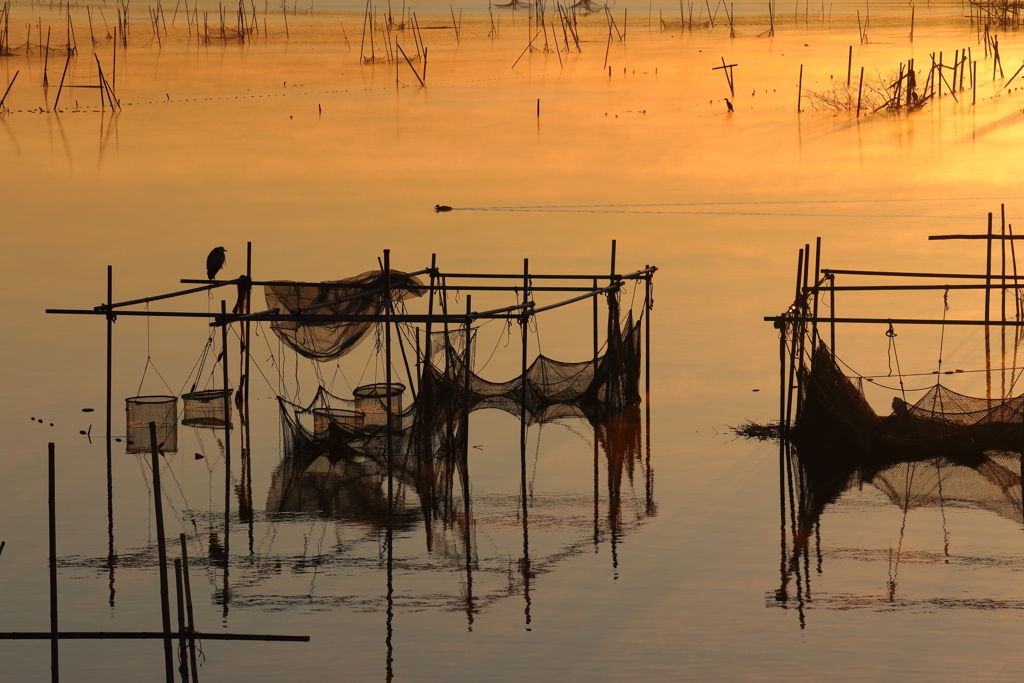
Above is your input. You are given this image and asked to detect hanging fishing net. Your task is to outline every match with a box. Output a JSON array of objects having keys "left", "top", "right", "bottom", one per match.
[
  {"left": 263, "top": 270, "right": 426, "bottom": 361},
  {"left": 796, "top": 341, "right": 1024, "bottom": 455}
]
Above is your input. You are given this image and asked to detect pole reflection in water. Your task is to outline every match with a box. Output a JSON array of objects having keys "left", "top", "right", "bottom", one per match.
[{"left": 772, "top": 427, "right": 1024, "bottom": 624}]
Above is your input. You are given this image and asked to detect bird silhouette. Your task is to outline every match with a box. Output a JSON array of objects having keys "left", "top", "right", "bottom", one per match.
[
  {"left": 724, "top": 98, "right": 734, "bottom": 113},
  {"left": 206, "top": 247, "right": 227, "bottom": 280}
]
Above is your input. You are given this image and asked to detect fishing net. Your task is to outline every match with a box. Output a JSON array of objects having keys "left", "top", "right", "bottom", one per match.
[
  {"left": 263, "top": 270, "right": 426, "bottom": 361},
  {"left": 272, "top": 303, "right": 642, "bottom": 523},
  {"left": 796, "top": 342, "right": 1024, "bottom": 454}
]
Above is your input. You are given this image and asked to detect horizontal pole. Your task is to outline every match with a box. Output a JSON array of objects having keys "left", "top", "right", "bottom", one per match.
[
  {"left": 929, "top": 234, "right": 1024, "bottom": 240},
  {"left": 436, "top": 269, "right": 654, "bottom": 281},
  {"left": 766, "top": 316, "right": 1024, "bottom": 327},
  {"left": 823, "top": 269, "right": 994, "bottom": 279},
  {"left": 0, "top": 631, "right": 309, "bottom": 642},
  {"left": 47, "top": 309, "right": 511, "bottom": 323},
  {"left": 477, "top": 302, "right": 534, "bottom": 317},
  {"left": 532, "top": 283, "right": 621, "bottom": 314},
  {"left": 181, "top": 267, "right": 432, "bottom": 289},
  {"left": 810, "top": 283, "right": 1022, "bottom": 292},
  {"left": 95, "top": 280, "right": 241, "bottom": 311}
]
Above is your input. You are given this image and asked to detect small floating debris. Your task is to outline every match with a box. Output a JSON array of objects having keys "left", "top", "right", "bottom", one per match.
[
  {"left": 195, "top": 453, "right": 205, "bottom": 460},
  {"left": 82, "top": 408, "right": 95, "bottom": 413}
]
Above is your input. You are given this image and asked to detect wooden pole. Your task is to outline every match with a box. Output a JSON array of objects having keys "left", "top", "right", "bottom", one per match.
[
  {"left": 221, "top": 300, "right": 231, "bottom": 527},
  {"left": 149, "top": 422, "right": 175, "bottom": 683},
  {"left": 48, "top": 443, "right": 59, "bottom": 683},
  {"left": 811, "top": 238, "right": 821, "bottom": 351},
  {"left": 829, "top": 274, "right": 836, "bottom": 357},
  {"left": 986, "top": 213, "right": 994, "bottom": 323},
  {"left": 179, "top": 534, "right": 199, "bottom": 683},
  {"left": 797, "top": 64, "right": 803, "bottom": 112},
  {"left": 847, "top": 45, "right": 852, "bottom": 86},
  {"left": 105, "top": 265, "right": 115, "bottom": 610},
  {"left": 422, "top": 254, "right": 437, "bottom": 386},
  {"left": 645, "top": 267, "right": 651, "bottom": 400},
  {"left": 384, "top": 250, "right": 393, "bottom": 533},
  {"left": 245, "top": 242, "right": 252, "bottom": 407},
  {"left": 784, "top": 249, "right": 804, "bottom": 429},
  {"left": 592, "top": 276, "right": 599, "bottom": 403},
  {"left": 173, "top": 560, "right": 186, "bottom": 682}
]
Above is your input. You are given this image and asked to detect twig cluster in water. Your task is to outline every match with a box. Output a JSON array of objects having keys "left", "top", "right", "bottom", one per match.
[{"left": 729, "top": 420, "right": 781, "bottom": 442}]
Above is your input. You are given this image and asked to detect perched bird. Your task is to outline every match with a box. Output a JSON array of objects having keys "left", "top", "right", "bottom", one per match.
[
  {"left": 892, "top": 396, "right": 908, "bottom": 415},
  {"left": 206, "top": 247, "right": 227, "bottom": 280},
  {"left": 724, "top": 98, "right": 734, "bottom": 113}
]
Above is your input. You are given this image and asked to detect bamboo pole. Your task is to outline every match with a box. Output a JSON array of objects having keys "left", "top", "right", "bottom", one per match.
[
  {"left": 173, "top": 560, "right": 186, "bottom": 681},
  {"left": 384, "top": 250, "right": 394, "bottom": 536},
  {"left": 797, "top": 64, "right": 803, "bottom": 112},
  {"left": 987, "top": 212, "right": 994, "bottom": 323},
  {"left": 245, "top": 242, "right": 252, "bottom": 408},
  {"left": 48, "top": 443, "right": 59, "bottom": 683},
  {"left": 148, "top": 422, "right": 175, "bottom": 683},
  {"left": 179, "top": 535, "right": 199, "bottom": 683}
]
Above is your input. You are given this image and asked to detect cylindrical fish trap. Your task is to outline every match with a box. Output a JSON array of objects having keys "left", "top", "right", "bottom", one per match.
[
  {"left": 313, "top": 408, "right": 365, "bottom": 435},
  {"left": 353, "top": 383, "right": 405, "bottom": 427},
  {"left": 182, "top": 389, "right": 233, "bottom": 427},
  {"left": 125, "top": 395, "right": 178, "bottom": 454}
]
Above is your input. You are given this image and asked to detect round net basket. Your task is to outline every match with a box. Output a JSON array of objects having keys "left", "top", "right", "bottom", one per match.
[
  {"left": 313, "top": 407, "right": 365, "bottom": 435},
  {"left": 125, "top": 395, "right": 178, "bottom": 454},
  {"left": 353, "top": 383, "right": 405, "bottom": 426},
  {"left": 182, "top": 389, "right": 233, "bottom": 428}
]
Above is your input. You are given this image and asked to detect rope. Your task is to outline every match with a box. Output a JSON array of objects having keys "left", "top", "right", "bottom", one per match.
[
  {"left": 886, "top": 322, "right": 906, "bottom": 402},
  {"left": 936, "top": 287, "right": 950, "bottom": 378}
]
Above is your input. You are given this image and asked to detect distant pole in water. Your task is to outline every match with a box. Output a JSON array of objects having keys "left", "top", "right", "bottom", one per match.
[
  {"left": 797, "top": 64, "right": 803, "bottom": 113},
  {"left": 847, "top": 45, "right": 852, "bottom": 86},
  {"left": 537, "top": 98, "right": 540, "bottom": 117},
  {"left": 856, "top": 66, "right": 864, "bottom": 117}
]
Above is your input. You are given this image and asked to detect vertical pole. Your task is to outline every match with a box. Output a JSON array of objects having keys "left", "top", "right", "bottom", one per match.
[
  {"left": 384, "top": 250, "right": 393, "bottom": 533},
  {"left": 105, "top": 265, "right": 115, "bottom": 609},
  {"left": 846, "top": 45, "right": 851, "bottom": 87},
  {"left": 829, "top": 273, "right": 836, "bottom": 357},
  {"left": 797, "top": 64, "right": 803, "bottom": 112},
  {"left": 1002, "top": 205, "right": 1007, "bottom": 323},
  {"left": 180, "top": 534, "right": 199, "bottom": 683},
  {"left": 245, "top": 242, "right": 252, "bottom": 406},
  {"left": 811, "top": 239, "right": 821, "bottom": 352},
  {"left": 106, "top": 266, "right": 113, "bottom": 445},
  {"left": 645, "top": 267, "right": 652, "bottom": 401},
  {"left": 986, "top": 212, "right": 993, "bottom": 323},
  {"left": 149, "top": 422, "right": 175, "bottom": 683},
  {"left": 462, "top": 294, "right": 473, "bottom": 622},
  {"left": 856, "top": 66, "right": 864, "bottom": 117},
  {"left": 173, "top": 560, "right": 186, "bottom": 683},
  {"left": 221, "top": 301, "right": 231, "bottom": 528},
  {"left": 520, "top": 261, "right": 531, "bottom": 625},
  {"left": 422, "top": 254, "right": 436, "bottom": 386},
  {"left": 785, "top": 249, "right": 804, "bottom": 430},
  {"left": 593, "top": 278, "right": 599, "bottom": 382},
  {"left": 48, "top": 442, "right": 59, "bottom": 683},
  {"left": 610, "top": 239, "right": 617, "bottom": 279}
]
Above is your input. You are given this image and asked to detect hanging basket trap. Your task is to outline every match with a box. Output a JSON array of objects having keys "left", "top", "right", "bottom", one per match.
[
  {"left": 313, "top": 407, "right": 366, "bottom": 435},
  {"left": 125, "top": 395, "right": 178, "bottom": 454},
  {"left": 182, "top": 389, "right": 234, "bottom": 428},
  {"left": 353, "top": 382, "right": 405, "bottom": 426}
]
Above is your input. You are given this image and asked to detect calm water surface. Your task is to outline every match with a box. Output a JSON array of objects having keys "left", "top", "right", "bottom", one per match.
[{"left": 4, "top": 1, "right": 1024, "bottom": 680}]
